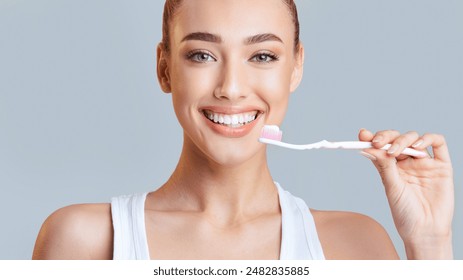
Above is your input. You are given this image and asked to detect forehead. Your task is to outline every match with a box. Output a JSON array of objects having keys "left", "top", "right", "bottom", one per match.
[{"left": 171, "top": 0, "right": 294, "bottom": 44}]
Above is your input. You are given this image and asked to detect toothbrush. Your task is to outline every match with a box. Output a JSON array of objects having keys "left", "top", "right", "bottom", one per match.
[{"left": 258, "top": 125, "right": 428, "bottom": 158}]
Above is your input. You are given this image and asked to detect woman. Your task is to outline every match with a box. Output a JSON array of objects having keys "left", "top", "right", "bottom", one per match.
[{"left": 32, "top": 0, "right": 454, "bottom": 259}]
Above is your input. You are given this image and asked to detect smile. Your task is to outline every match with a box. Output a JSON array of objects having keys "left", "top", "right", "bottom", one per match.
[{"left": 202, "top": 109, "right": 259, "bottom": 128}]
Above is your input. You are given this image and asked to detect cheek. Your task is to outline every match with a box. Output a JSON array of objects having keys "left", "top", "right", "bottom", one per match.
[
  {"left": 170, "top": 65, "right": 216, "bottom": 120},
  {"left": 253, "top": 66, "right": 292, "bottom": 121},
  {"left": 171, "top": 63, "right": 217, "bottom": 101}
]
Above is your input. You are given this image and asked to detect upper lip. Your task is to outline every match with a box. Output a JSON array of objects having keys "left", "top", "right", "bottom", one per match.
[{"left": 199, "top": 106, "right": 264, "bottom": 115}]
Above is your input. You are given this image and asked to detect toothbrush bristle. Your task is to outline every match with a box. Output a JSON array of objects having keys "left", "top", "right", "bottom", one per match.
[{"left": 260, "top": 125, "right": 283, "bottom": 141}]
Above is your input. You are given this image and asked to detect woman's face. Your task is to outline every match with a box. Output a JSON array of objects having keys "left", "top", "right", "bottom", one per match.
[{"left": 159, "top": 0, "right": 303, "bottom": 166}]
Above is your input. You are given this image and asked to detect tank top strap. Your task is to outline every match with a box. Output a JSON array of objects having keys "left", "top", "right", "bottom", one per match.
[
  {"left": 275, "top": 183, "right": 325, "bottom": 260},
  {"left": 111, "top": 192, "right": 150, "bottom": 260}
]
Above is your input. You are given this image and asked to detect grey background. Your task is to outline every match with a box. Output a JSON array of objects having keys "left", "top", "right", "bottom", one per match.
[{"left": 0, "top": 0, "right": 461, "bottom": 259}]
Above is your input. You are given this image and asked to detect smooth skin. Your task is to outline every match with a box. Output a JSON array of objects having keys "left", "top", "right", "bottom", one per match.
[
  {"left": 33, "top": 0, "right": 453, "bottom": 260},
  {"left": 359, "top": 129, "right": 454, "bottom": 259}
]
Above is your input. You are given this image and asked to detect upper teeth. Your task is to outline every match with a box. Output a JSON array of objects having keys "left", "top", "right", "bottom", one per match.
[{"left": 203, "top": 110, "right": 257, "bottom": 126}]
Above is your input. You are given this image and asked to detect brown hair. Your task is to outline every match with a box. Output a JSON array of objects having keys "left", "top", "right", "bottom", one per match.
[{"left": 161, "top": 0, "right": 300, "bottom": 53}]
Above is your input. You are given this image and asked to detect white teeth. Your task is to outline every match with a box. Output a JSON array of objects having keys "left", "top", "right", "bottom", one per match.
[
  {"left": 231, "top": 115, "right": 239, "bottom": 125},
  {"left": 224, "top": 115, "right": 231, "bottom": 125},
  {"left": 203, "top": 110, "right": 258, "bottom": 127}
]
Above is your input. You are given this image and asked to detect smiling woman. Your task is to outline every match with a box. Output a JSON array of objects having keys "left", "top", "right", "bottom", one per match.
[{"left": 31, "top": 0, "right": 455, "bottom": 260}]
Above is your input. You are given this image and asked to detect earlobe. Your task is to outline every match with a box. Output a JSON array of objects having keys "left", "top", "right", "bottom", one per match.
[
  {"left": 289, "top": 44, "right": 304, "bottom": 93},
  {"left": 156, "top": 43, "right": 172, "bottom": 93}
]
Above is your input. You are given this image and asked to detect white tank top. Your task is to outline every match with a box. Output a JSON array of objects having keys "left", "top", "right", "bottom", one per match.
[{"left": 110, "top": 183, "right": 325, "bottom": 260}]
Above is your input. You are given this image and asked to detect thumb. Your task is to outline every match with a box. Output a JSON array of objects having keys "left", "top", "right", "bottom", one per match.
[{"left": 361, "top": 148, "right": 403, "bottom": 199}]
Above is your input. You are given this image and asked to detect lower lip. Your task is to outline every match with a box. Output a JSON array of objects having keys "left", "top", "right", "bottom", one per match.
[{"left": 202, "top": 113, "right": 260, "bottom": 138}]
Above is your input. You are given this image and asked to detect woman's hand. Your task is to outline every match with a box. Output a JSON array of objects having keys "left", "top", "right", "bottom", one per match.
[{"left": 359, "top": 129, "right": 454, "bottom": 259}]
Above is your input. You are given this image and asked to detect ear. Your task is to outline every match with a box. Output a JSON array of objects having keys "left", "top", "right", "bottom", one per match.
[
  {"left": 156, "top": 43, "right": 172, "bottom": 93},
  {"left": 289, "top": 43, "right": 304, "bottom": 93}
]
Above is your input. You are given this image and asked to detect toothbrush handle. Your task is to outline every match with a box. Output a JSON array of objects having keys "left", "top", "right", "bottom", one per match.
[
  {"left": 259, "top": 138, "right": 428, "bottom": 157},
  {"left": 331, "top": 141, "right": 428, "bottom": 157}
]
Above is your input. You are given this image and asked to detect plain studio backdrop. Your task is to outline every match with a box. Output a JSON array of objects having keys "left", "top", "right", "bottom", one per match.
[{"left": 0, "top": 0, "right": 462, "bottom": 259}]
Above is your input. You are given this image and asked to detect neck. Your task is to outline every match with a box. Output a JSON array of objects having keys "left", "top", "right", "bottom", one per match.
[{"left": 158, "top": 136, "right": 278, "bottom": 225}]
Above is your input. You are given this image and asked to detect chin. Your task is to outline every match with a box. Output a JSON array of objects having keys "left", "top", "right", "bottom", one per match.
[{"left": 205, "top": 142, "right": 265, "bottom": 168}]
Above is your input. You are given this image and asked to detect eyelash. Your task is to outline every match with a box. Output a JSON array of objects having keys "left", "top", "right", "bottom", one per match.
[
  {"left": 185, "top": 50, "right": 280, "bottom": 64},
  {"left": 250, "top": 51, "right": 279, "bottom": 63},
  {"left": 186, "top": 50, "right": 216, "bottom": 63}
]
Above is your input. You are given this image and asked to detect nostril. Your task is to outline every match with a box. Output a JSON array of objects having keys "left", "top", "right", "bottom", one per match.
[
  {"left": 214, "top": 89, "right": 247, "bottom": 100},
  {"left": 214, "top": 71, "right": 247, "bottom": 100}
]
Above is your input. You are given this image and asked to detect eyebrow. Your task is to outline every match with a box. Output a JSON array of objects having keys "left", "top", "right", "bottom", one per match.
[
  {"left": 181, "top": 32, "right": 222, "bottom": 43},
  {"left": 180, "top": 32, "right": 283, "bottom": 45},
  {"left": 244, "top": 33, "right": 283, "bottom": 45}
]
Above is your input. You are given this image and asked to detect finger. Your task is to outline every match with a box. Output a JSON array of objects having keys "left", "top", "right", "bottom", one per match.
[
  {"left": 371, "top": 130, "right": 401, "bottom": 149},
  {"left": 385, "top": 130, "right": 421, "bottom": 158},
  {"left": 360, "top": 148, "right": 402, "bottom": 196},
  {"left": 413, "top": 133, "right": 451, "bottom": 163},
  {"left": 396, "top": 154, "right": 410, "bottom": 161},
  {"left": 358, "top": 128, "right": 374, "bottom": 141}
]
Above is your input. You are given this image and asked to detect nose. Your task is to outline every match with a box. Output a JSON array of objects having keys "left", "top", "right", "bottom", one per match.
[{"left": 214, "top": 60, "right": 248, "bottom": 101}]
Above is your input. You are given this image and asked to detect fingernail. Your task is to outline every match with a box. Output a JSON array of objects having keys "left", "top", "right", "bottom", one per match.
[
  {"left": 372, "top": 136, "right": 383, "bottom": 143},
  {"left": 412, "top": 140, "right": 424, "bottom": 148},
  {"left": 360, "top": 151, "right": 377, "bottom": 161},
  {"left": 416, "top": 152, "right": 428, "bottom": 159},
  {"left": 387, "top": 144, "right": 398, "bottom": 154}
]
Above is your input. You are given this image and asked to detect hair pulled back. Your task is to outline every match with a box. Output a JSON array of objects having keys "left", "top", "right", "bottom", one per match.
[{"left": 161, "top": 0, "right": 300, "bottom": 53}]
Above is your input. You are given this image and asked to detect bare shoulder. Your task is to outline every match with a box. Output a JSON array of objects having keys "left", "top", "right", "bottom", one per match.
[
  {"left": 32, "top": 203, "right": 113, "bottom": 260},
  {"left": 311, "top": 209, "right": 399, "bottom": 260}
]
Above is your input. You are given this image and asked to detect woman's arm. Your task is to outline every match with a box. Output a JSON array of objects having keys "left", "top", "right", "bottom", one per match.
[
  {"left": 359, "top": 129, "right": 454, "bottom": 259},
  {"left": 32, "top": 204, "right": 113, "bottom": 260}
]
